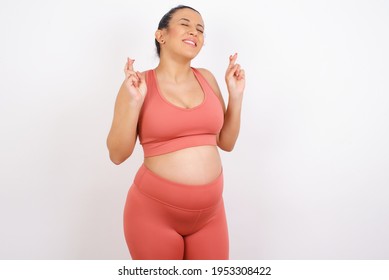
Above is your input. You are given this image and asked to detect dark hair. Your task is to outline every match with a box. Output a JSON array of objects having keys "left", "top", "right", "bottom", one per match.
[{"left": 155, "top": 5, "right": 200, "bottom": 57}]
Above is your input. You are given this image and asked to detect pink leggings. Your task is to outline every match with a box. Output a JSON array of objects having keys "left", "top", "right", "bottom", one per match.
[{"left": 123, "top": 164, "right": 229, "bottom": 260}]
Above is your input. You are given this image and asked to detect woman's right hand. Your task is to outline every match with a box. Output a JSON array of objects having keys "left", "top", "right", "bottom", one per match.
[{"left": 123, "top": 58, "right": 147, "bottom": 105}]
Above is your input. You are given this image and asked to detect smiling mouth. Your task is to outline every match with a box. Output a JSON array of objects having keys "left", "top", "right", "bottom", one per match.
[{"left": 183, "top": 40, "right": 197, "bottom": 47}]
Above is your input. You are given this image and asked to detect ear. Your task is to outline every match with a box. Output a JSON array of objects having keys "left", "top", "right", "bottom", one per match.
[{"left": 155, "top": 30, "right": 165, "bottom": 44}]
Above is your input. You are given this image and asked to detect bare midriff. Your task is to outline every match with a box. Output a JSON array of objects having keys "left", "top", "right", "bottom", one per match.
[{"left": 143, "top": 145, "right": 222, "bottom": 185}]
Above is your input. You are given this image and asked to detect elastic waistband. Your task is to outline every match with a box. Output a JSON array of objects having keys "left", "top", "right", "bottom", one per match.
[{"left": 134, "top": 164, "right": 224, "bottom": 211}]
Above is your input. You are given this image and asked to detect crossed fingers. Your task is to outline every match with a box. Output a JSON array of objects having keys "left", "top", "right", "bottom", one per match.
[
  {"left": 124, "top": 57, "right": 141, "bottom": 86},
  {"left": 227, "top": 53, "right": 245, "bottom": 80}
]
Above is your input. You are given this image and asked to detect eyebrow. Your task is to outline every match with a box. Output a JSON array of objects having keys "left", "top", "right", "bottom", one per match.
[{"left": 178, "top": 18, "right": 204, "bottom": 29}]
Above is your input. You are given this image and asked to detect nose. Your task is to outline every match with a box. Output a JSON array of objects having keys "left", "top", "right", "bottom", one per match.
[{"left": 188, "top": 28, "right": 198, "bottom": 37}]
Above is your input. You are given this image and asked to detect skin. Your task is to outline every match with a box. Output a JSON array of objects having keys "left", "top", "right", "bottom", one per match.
[{"left": 106, "top": 8, "right": 245, "bottom": 185}]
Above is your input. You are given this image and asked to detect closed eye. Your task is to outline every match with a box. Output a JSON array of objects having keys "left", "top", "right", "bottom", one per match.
[
  {"left": 179, "top": 18, "right": 204, "bottom": 34},
  {"left": 180, "top": 23, "right": 204, "bottom": 34}
]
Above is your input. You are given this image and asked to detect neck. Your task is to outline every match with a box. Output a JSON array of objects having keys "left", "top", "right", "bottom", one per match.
[{"left": 155, "top": 54, "right": 193, "bottom": 83}]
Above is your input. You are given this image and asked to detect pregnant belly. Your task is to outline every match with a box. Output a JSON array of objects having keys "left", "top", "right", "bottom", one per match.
[{"left": 143, "top": 145, "right": 222, "bottom": 185}]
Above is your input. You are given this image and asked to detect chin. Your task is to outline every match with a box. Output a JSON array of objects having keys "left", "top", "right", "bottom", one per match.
[{"left": 183, "top": 50, "right": 201, "bottom": 60}]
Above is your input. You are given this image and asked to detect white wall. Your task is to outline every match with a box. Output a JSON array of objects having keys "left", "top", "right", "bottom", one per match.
[{"left": 1, "top": 0, "right": 388, "bottom": 259}]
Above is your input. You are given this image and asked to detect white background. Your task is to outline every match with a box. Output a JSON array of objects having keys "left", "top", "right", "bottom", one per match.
[{"left": 1, "top": 0, "right": 388, "bottom": 259}]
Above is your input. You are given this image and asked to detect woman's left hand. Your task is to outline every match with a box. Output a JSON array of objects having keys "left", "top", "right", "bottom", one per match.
[{"left": 225, "top": 53, "right": 245, "bottom": 99}]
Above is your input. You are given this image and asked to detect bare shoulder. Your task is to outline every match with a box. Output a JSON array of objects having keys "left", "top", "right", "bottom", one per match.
[
  {"left": 196, "top": 68, "right": 222, "bottom": 95},
  {"left": 196, "top": 68, "right": 226, "bottom": 109},
  {"left": 197, "top": 68, "right": 217, "bottom": 85}
]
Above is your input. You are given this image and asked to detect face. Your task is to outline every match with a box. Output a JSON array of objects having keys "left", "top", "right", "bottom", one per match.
[{"left": 157, "top": 8, "right": 205, "bottom": 59}]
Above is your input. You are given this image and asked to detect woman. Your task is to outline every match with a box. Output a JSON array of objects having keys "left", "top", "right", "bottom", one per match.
[{"left": 107, "top": 5, "right": 245, "bottom": 260}]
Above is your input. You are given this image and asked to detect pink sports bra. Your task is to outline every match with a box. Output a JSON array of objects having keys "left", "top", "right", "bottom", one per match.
[{"left": 138, "top": 68, "right": 224, "bottom": 157}]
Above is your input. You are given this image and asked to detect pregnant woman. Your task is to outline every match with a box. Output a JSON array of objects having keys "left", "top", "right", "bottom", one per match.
[{"left": 107, "top": 5, "right": 245, "bottom": 260}]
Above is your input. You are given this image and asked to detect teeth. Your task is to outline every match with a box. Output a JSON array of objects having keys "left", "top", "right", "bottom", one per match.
[{"left": 184, "top": 40, "right": 195, "bottom": 46}]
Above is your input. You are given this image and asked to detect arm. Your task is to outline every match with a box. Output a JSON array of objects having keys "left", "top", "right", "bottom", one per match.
[
  {"left": 199, "top": 53, "right": 246, "bottom": 152},
  {"left": 218, "top": 89, "right": 243, "bottom": 152},
  {"left": 106, "top": 58, "right": 147, "bottom": 165},
  {"left": 219, "top": 53, "right": 245, "bottom": 151}
]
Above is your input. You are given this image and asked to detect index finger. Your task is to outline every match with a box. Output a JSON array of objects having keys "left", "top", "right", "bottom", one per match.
[
  {"left": 228, "top": 53, "right": 238, "bottom": 68},
  {"left": 127, "top": 57, "right": 135, "bottom": 71}
]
